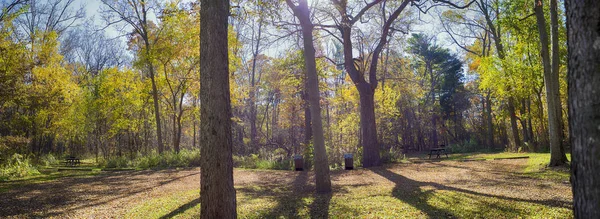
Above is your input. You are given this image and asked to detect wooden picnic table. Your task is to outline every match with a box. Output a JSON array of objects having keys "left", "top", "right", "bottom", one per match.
[
  {"left": 65, "top": 157, "right": 80, "bottom": 166},
  {"left": 428, "top": 147, "right": 449, "bottom": 159}
]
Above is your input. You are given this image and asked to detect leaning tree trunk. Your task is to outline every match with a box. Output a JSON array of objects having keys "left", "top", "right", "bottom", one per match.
[
  {"left": 566, "top": 0, "right": 600, "bottom": 216},
  {"left": 199, "top": 0, "right": 237, "bottom": 217},
  {"left": 286, "top": 0, "right": 332, "bottom": 194},
  {"left": 535, "top": 0, "right": 568, "bottom": 166}
]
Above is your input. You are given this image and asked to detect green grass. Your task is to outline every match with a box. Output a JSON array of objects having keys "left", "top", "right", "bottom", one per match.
[
  {"left": 0, "top": 169, "right": 101, "bottom": 193},
  {"left": 429, "top": 152, "right": 571, "bottom": 182},
  {"left": 455, "top": 152, "right": 571, "bottom": 181},
  {"left": 125, "top": 178, "right": 572, "bottom": 219}
]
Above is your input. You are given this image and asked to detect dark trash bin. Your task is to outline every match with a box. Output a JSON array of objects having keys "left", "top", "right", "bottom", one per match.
[
  {"left": 344, "top": 153, "right": 354, "bottom": 170},
  {"left": 294, "top": 155, "right": 304, "bottom": 171}
]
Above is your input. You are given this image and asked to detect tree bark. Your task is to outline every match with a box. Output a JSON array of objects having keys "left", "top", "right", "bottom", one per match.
[
  {"left": 565, "top": 0, "right": 600, "bottom": 216},
  {"left": 508, "top": 98, "right": 521, "bottom": 149},
  {"left": 535, "top": 0, "right": 568, "bottom": 165},
  {"left": 286, "top": 0, "right": 332, "bottom": 194},
  {"left": 304, "top": 74, "right": 312, "bottom": 148},
  {"left": 358, "top": 84, "right": 380, "bottom": 167},
  {"left": 199, "top": 0, "right": 237, "bottom": 217}
]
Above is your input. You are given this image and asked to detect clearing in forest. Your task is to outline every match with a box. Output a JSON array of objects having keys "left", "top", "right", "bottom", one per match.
[{"left": 0, "top": 157, "right": 572, "bottom": 218}]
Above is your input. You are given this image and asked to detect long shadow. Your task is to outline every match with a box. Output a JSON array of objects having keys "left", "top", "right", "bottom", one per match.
[
  {"left": 371, "top": 166, "right": 572, "bottom": 218},
  {"left": 0, "top": 169, "right": 199, "bottom": 217},
  {"left": 238, "top": 170, "right": 337, "bottom": 218},
  {"left": 261, "top": 171, "right": 310, "bottom": 218},
  {"left": 371, "top": 167, "right": 454, "bottom": 218},
  {"left": 158, "top": 198, "right": 200, "bottom": 219},
  {"left": 159, "top": 172, "right": 200, "bottom": 185},
  {"left": 309, "top": 192, "right": 332, "bottom": 219}
]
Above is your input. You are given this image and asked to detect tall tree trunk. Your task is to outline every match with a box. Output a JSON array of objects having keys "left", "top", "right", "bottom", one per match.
[
  {"left": 485, "top": 91, "right": 495, "bottom": 149},
  {"left": 508, "top": 98, "right": 521, "bottom": 149},
  {"left": 248, "top": 8, "right": 263, "bottom": 154},
  {"left": 535, "top": 0, "right": 568, "bottom": 166},
  {"left": 483, "top": 1, "right": 521, "bottom": 150},
  {"left": 199, "top": 0, "right": 237, "bottom": 217},
  {"left": 145, "top": 40, "right": 164, "bottom": 154},
  {"left": 566, "top": 0, "right": 600, "bottom": 216},
  {"left": 304, "top": 75, "right": 312, "bottom": 148},
  {"left": 527, "top": 98, "right": 536, "bottom": 149},
  {"left": 286, "top": 0, "right": 332, "bottom": 194},
  {"left": 550, "top": 0, "right": 568, "bottom": 164},
  {"left": 520, "top": 98, "right": 530, "bottom": 146},
  {"left": 303, "top": 76, "right": 313, "bottom": 168}
]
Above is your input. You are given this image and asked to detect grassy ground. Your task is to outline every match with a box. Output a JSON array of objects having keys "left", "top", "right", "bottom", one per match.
[
  {"left": 0, "top": 152, "right": 573, "bottom": 218},
  {"left": 444, "top": 152, "right": 571, "bottom": 181}
]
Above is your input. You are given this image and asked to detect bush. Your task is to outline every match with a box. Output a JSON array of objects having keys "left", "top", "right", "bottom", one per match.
[
  {"left": 104, "top": 156, "right": 131, "bottom": 168},
  {"left": 448, "top": 138, "right": 480, "bottom": 153},
  {"left": 233, "top": 154, "right": 291, "bottom": 170},
  {"left": 381, "top": 148, "right": 405, "bottom": 164},
  {"left": 0, "top": 153, "right": 40, "bottom": 181},
  {"left": 36, "top": 154, "right": 60, "bottom": 167},
  {"left": 102, "top": 149, "right": 202, "bottom": 169}
]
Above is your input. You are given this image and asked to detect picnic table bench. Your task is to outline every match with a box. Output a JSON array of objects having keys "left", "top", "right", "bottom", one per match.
[
  {"left": 65, "top": 156, "right": 80, "bottom": 166},
  {"left": 428, "top": 145, "right": 449, "bottom": 159}
]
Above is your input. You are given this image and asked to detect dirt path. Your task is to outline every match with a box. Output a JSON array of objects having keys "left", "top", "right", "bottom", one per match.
[{"left": 0, "top": 159, "right": 572, "bottom": 218}]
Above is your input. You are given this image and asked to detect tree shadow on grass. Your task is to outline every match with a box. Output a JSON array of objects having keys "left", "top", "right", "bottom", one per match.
[
  {"left": 371, "top": 167, "right": 454, "bottom": 218},
  {"left": 259, "top": 170, "right": 311, "bottom": 218},
  {"left": 0, "top": 169, "right": 199, "bottom": 218},
  {"left": 236, "top": 170, "right": 339, "bottom": 219},
  {"left": 158, "top": 197, "right": 200, "bottom": 219},
  {"left": 371, "top": 166, "right": 571, "bottom": 218},
  {"left": 309, "top": 192, "right": 332, "bottom": 219}
]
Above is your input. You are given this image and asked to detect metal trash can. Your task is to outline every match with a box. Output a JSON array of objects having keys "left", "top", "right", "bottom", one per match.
[
  {"left": 294, "top": 155, "right": 304, "bottom": 171},
  {"left": 344, "top": 153, "right": 354, "bottom": 170}
]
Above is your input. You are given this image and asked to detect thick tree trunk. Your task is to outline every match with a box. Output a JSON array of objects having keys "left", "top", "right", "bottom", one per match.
[
  {"left": 566, "top": 0, "right": 600, "bottom": 216},
  {"left": 357, "top": 84, "right": 380, "bottom": 167},
  {"left": 199, "top": 0, "right": 237, "bottom": 217},
  {"left": 535, "top": 0, "right": 568, "bottom": 166},
  {"left": 287, "top": 0, "right": 332, "bottom": 194}
]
